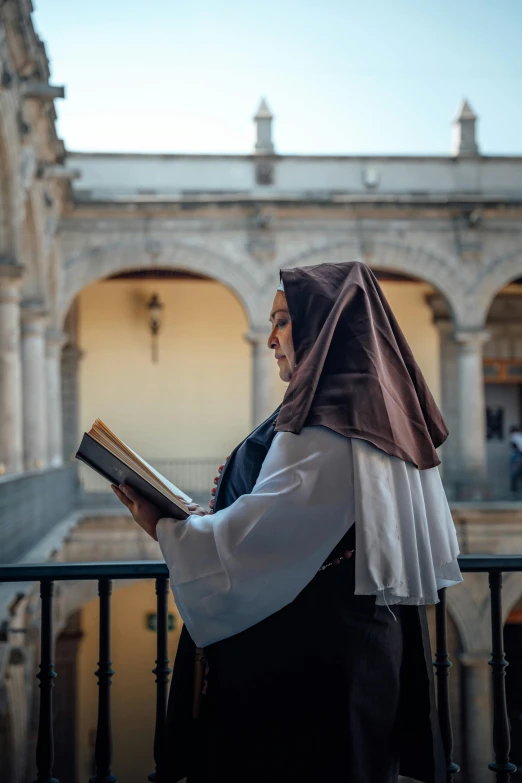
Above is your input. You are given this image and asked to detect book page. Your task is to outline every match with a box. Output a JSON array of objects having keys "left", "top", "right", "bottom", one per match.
[
  {"left": 88, "top": 419, "right": 193, "bottom": 509},
  {"left": 126, "top": 447, "right": 192, "bottom": 504}
]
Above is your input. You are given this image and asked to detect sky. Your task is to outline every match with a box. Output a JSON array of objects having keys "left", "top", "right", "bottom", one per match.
[{"left": 32, "top": 0, "right": 522, "bottom": 156}]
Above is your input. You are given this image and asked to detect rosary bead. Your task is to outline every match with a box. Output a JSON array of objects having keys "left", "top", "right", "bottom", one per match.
[
  {"left": 209, "top": 499, "right": 215, "bottom": 510},
  {"left": 344, "top": 550, "right": 354, "bottom": 559},
  {"left": 333, "top": 557, "right": 342, "bottom": 566},
  {"left": 211, "top": 487, "right": 216, "bottom": 496}
]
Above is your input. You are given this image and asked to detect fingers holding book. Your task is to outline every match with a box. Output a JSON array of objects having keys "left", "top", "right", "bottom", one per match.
[
  {"left": 186, "top": 502, "right": 211, "bottom": 517},
  {"left": 112, "top": 483, "right": 164, "bottom": 541}
]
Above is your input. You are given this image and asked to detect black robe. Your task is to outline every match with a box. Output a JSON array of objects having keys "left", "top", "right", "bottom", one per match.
[{"left": 160, "top": 411, "right": 446, "bottom": 783}]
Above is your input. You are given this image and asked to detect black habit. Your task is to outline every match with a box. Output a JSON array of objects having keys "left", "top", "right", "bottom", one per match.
[{"left": 160, "top": 410, "right": 447, "bottom": 783}]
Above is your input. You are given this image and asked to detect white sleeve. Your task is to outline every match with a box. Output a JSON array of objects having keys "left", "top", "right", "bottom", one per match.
[{"left": 156, "top": 426, "right": 355, "bottom": 647}]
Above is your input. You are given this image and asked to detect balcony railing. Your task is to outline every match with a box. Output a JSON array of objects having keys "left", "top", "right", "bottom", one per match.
[{"left": 0, "top": 555, "right": 521, "bottom": 782}]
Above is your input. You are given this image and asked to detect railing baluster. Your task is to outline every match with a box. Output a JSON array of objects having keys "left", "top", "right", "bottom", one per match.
[
  {"left": 33, "top": 580, "right": 58, "bottom": 783},
  {"left": 488, "top": 571, "right": 517, "bottom": 782},
  {"left": 434, "top": 588, "right": 460, "bottom": 781},
  {"left": 90, "top": 579, "right": 117, "bottom": 783},
  {"left": 148, "top": 577, "right": 172, "bottom": 782}
]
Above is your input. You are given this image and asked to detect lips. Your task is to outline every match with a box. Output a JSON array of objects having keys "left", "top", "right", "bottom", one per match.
[{"left": 276, "top": 355, "right": 286, "bottom": 361}]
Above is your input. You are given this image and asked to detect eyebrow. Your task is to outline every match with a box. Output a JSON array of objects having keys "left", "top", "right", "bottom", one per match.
[{"left": 269, "top": 308, "right": 289, "bottom": 323}]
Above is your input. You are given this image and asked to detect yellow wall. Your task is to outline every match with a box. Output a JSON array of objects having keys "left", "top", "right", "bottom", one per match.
[
  {"left": 380, "top": 281, "right": 440, "bottom": 404},
  {"left": 76, "top": 580, "right": 182, "bottom": 783},
  {"left": 79, "top": 279, "right": 252, "bottom": 460}
]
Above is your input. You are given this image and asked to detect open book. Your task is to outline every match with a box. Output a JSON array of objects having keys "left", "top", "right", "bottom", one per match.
[{"left": 75, "top": 419, "right": 191, "bottom": 519}]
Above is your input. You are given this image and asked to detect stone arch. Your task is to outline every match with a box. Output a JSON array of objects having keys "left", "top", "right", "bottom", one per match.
[
  {"left": 282, "top": 238, "right": 464, "bottom": 325},
  {"left": 58, "top": 240, "right": 259, "bottom": 328},
  {"left": 473, "top": 248, "right": 522, "bottom": 323}
]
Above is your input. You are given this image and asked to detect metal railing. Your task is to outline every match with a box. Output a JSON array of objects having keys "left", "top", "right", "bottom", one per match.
[
  {"left": 0, "top": 466, "right": 78, "bottom": 563},
  {"left": 0, "top": 555, "right": 521, "bottom": 782}
]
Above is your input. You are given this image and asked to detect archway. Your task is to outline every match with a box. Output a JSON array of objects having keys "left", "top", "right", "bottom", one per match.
[
  {"left": 61, "top": 264, "right": 259, "bottom": 504},
  {"left": 483, "top": 276, "right": 522, "bottom": 496},
  {"left": 58, "top": 240, "right": 260, "bottom": 329},
  {"left": 473, "top": 248, "right": 522, "bottom": 325}
]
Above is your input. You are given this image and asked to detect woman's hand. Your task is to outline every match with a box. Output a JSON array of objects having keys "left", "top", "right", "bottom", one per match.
[
  {"left": 111, "top": 485, "right": 210, "bottom": 540},
  {"left": 111, "top": 483, "right": 164, "bottom": 541},
  {"left": 186, "top": 502, "right": 211, "bottom": 517}
]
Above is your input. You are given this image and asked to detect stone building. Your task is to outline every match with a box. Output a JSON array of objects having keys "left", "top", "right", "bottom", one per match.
[{"left": 1, "top": 2, "right": 522, "bottom": 782}]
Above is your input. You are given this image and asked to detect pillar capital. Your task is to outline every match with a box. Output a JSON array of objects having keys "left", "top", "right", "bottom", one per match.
[
  {"left": 20, "top": 300, "right": 48, "bottom": 335},
  {"left": 0, "top": 263, "right": 24, "bottom": 303},
  {"left": 0, "top": 261, "right": 24, "bottom": 282},
  {"left": 453, "top": 328, "right": 491, "bottom": 346}
]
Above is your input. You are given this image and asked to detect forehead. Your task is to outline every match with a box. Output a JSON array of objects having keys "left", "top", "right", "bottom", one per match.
[{"left": 270, "top": 290, "right": 287, "bottom": 312}]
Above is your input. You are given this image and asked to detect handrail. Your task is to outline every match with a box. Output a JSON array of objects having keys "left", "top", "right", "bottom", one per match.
[
  {"left": 458, "top": 554, "right": 522, "bottom": 572},
  {"left": 0, "top": 560, "right": 168, "bottom": 582},
  {"left": 1, "top": 554, "right": 521, "bottom": 583}
]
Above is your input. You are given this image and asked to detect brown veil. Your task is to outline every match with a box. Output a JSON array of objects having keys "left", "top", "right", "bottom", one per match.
[{"left": 274, "top": 262, "right": 448, "bottom": 470}]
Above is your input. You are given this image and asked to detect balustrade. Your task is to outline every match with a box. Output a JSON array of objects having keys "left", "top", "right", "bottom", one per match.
[{"left": 0, "top": 555, "right": 521, "bottom": 782}]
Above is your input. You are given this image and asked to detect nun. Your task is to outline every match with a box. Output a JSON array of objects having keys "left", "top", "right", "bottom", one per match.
[{"left": 113, "top": 261, "right": 463, "bottom": 783}]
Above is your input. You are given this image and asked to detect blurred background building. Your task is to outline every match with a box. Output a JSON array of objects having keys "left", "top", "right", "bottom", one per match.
[{"left": 0, "top": 1, "right": 521, "bottom": 782}]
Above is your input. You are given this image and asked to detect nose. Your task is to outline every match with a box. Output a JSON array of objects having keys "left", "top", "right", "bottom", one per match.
[{"left": 267, "top": 327, "right": 278, "bottom": 350}]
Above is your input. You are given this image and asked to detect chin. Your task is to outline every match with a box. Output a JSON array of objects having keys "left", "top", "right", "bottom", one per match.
[{"left": 279, "top": 365, "right": 292, "bottom": 383}]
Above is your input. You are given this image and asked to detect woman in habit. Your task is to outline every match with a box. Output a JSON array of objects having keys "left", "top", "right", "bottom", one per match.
[{"left": 113, "top": 261, "right": 463, "bottom": 783}]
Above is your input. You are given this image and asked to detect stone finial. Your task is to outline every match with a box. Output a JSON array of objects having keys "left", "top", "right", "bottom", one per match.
[
  {"left": 452, "top": 99, "right": 479, "bottom": 156},
  {"left": 253, "top": 98, "right": 275, "bottom": 155}
]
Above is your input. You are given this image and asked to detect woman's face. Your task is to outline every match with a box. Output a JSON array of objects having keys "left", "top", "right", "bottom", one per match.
[{"left": 267, "top": 290, "right": 296, "bottom": 382}]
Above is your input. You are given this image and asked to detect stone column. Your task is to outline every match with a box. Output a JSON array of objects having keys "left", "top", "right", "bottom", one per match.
[
  {"left": 454, "top": 329, "right": 490, "bottom": 493},
  {"left": 246, "top": 329, "right": 275, "bottom": 427},
  {"left": 61, "top": 343, "right": 83, "bottom": 464},
  {"left": 0, "top": 265, "right": 24, "bottom": 474},
  {"left": 459, "top": 652, "right": 492, "bottom": 783},
  {"left": 21, "top": 301, "right": 48, "bottom": 471},
  {"left": 46, "top": 328, "right": 67, "bottom": 467},
  {"left": 434, "top": 319, "right": 459, "bottom": 479}
]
